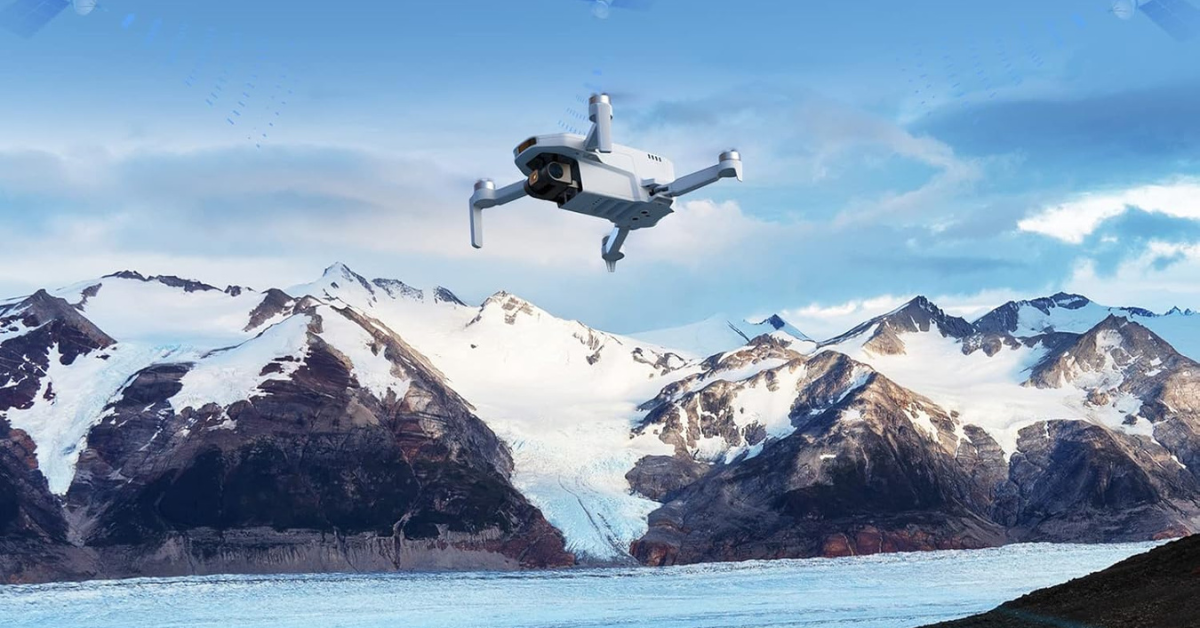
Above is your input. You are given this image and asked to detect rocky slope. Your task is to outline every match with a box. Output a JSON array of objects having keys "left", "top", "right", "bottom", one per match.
[
  {"left": 631, "top": 349, "right": 1007, "bottom": 565},
  {"left": 0, "top": 283, "right": 571, "bottom": 583},
  {"left": 630, "top": 298, "right": 1200, "bottom": 564},
  {"left": 926, "top": 534, "right": 1200, "bottom": 628}
]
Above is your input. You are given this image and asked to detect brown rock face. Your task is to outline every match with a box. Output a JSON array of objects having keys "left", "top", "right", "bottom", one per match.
[
  {"left": 630, "top": 318, "right": 1200, "bottom": 566},
  {"left": 60, "top": 303, "right": 573, "bottom": 580},
  {"left": 632, "top": 353, "right": 1007, "bottom": 566},
  {"left": 0, "top": 295, "right": 572, "bottom": 584}
]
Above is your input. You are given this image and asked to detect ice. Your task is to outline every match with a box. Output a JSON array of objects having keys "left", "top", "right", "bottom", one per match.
[
  {"left": 3, "top": 343, "right": 187, "bottom": 494},
  {"left": 0, "top": 542, "right": 1159, "bottom": 628}
]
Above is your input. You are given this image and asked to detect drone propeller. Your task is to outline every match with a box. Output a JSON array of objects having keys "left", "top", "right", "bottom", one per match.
[{"left": 577, "top": 0, "right": 653, "bottom": 19}]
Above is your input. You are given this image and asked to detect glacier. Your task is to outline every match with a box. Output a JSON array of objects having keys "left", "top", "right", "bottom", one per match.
[{"left": 0, "top": 542, "right": 1158, "bottom": 628}]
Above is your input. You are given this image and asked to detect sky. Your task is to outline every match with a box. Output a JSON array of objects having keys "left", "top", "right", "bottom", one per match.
[{"left": 2, "top": 0, "right": 1200, "bottom": 339}]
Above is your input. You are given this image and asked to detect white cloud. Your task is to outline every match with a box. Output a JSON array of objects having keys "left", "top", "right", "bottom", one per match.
[
  {"left": 1064, "top": 240, "right": 1200, "bottom": 311},
  {"left": 779, "top": 287, "right": 1034, "bottom": 341},
  {"left": 1018, "top": 179, "right": 1200, "bottom": 244}
]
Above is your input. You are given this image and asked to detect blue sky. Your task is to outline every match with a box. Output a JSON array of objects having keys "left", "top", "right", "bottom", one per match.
[{"left": 2, "top": 0, "right": 1200, "bottom": 338}]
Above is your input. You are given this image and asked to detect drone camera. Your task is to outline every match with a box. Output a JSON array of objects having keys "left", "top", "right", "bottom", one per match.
[{"left": 525, "top": 158, "right": 579, "bottom": 204}]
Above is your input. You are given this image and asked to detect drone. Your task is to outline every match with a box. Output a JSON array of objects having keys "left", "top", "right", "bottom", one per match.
[{"left": 469, "top": 93, "right": 743, "bottom": 271}]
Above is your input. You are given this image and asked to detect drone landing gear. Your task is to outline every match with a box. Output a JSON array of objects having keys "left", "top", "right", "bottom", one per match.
[{"left": 601, "top": 226, "right": 629, "bottom": 272}]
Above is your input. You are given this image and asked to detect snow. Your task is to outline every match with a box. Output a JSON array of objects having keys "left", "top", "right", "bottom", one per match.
[
  {"left": 0, "top": 318, "right": 37, "bottom": 343},
  {"left": 424, "top": 309, "right": 679, "bottom": 561},
  {"left": 727, "top": 363, "right": 809, "bottom": 443},
  {"left": 171, "top": 314, "right": 312, "bottom": 414},
  {"left": 317, "top": 308, "right": 411, "bottom": 402},
  {"left": 629, "top": 314, "right": 747, "bottom": 358},
  {"left": 291, "top": 279, "right": 690, "bottom": 562},
  {"left": 830, "top": 331, "right": 1149, "bottom": 460},
  {"left": 0, "top": 542, "right": 1159, "bottom": 628},
  {"left": 287, "top": 263, "right": 384, "bottom": 309},
  {"left": 840, "top": 408, "right": 863, "bottom": 423},
  {"left": 632, "top": 315, "right": 815, "bottom": 359},
  {"left": 908, "top": 408, "right": 940, "bottom": 440},
  {"left": 3, "top": 343, "right": 185, "bottom": 494},
  {"left": 1003, "top": 299, "right": 1200, "bottom": 361},
  {"left": 53, "top": 277, "right": 265, "bottom": 350}
]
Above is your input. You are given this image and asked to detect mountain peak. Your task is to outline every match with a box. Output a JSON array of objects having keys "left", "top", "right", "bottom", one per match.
[
  {"left": 473, "top": 291, "right": 547, "bottom": 327},
  {"left": 101, "top": 270, "right": 223, "bottom": 294},
  {"left": 322, "top": 262, "right": 360, "bottom": 280},
  {"left": 433, "top": 286, "right": 466, "bottom": 306},
  {"left": 748, "top": 313, "right": 814, "bottom": 343},
  {"left": 1048, "top": 292, "right": 1091, "bottom": 308}
]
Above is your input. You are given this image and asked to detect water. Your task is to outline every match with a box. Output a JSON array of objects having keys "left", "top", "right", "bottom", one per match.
[{"left": 0, "top": 542, "right": 1156, "bottom": 628}]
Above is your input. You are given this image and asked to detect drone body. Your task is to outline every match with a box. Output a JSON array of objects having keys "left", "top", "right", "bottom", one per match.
[{"left": 471, "top": 94, "right": 742, "bottom": 271}]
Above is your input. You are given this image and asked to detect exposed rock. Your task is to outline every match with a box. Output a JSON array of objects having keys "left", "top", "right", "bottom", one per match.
[
  {"left": 61, "top": 304, "right": 572, "bottom": 581},
  {"left": 821, "top": 297, "right": 974, "bottom": 356},
  {"left": 433, "top": 287, "right": 466, "bottom": 306},
  {"left": 103, "top": 271, "right": 221, "bottom": 293},
  {"left": 244, "top": 288, "right": 294, "bottom": 332},
  {"left": 0, "top": 291, "right": 116, "bottom": 413},
  {"left": 0, "top": 299, "right": 571, "bottom": 583},
  {"left": 372, "top": 278, "right": 423, "bottom": 301},
  {"left": 626, "top": 455, "right": 711, "bottom": 502},
  {"left": 925, "top": 534, "right": 1200, "bottom": 628},
  {"left": 632, "top": 357, "right": 1007, "bottom": 565}
]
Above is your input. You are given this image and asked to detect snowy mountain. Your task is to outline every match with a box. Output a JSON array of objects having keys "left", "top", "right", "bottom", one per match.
[
  {"left": 629, "top": 296, "right": 1200, "bottom": 564},
  {"left": 6, "top": 267, "right": 1200, "bottom": 583}
]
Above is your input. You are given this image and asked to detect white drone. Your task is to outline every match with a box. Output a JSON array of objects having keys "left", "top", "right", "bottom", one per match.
[{"left": 469, "top": 93, "right": 743, "bottom": 271}]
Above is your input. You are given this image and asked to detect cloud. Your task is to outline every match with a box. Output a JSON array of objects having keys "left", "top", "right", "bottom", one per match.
[
  {"left": 0, "top": 144, "right": 783, "bottom": 299},
  {"left": 1018, "top": 179, "right": 1200, "bottom": 243},
  {"left": 624, "top": 86, "right": 984, "bottom": 227},
  {"left": 1064, "top": 240, "right": 1200, "bottom": 311},
  {"left": 778, "top": 287, "right": 1037, "bottom": 341}
]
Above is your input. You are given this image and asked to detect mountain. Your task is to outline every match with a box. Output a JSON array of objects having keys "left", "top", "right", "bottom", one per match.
[
  {"left": 628, "top": 297, "right": 1200, "bottom": 564},
  {"left": 0, "top": 273, "right": 576, "bottom": 582},
  {"left": 631, "top": 349, "right": 1007, "bottom": 565},
  {"left": 63, "top": 298, "right": 571, "bottom": 578},
  {"left": 6, "top": 268, "right": 1200, "bottom": 583},
  {"left": 285, "top": 264, "right": 692, "bottom": 562},
  {"left": 972, "top": 292, "right": 1200, "bottom": 360},
  {"left": 632, "top": 313, "right": 816, "bottom": 358},
  {"left": 926, "top": 534, "right": 1200, "bottom": 628},
  {"left": 821, "top": 296, "right": 975, "bottom": 355}
]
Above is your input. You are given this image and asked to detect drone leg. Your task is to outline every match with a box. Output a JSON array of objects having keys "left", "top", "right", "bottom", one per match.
[
  {"left": 469, "top": 179, "right": 528, "bottom": 249},
  {"left": 662, "top": 150, "right": 743, "bottom": 198},
  {"left": 601, "top": 226, "right": 629, "bottom": 272}
]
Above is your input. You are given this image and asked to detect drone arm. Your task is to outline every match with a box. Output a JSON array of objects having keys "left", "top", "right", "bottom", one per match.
[
  {"left": 661, "top": 150, "right": 743, "bottom": 198},
  {"left": 584, "top": 94, "right": 613, "bottom": 153},
  {"left": 470, "top": 179, "right": 528, "bottom": 249}
]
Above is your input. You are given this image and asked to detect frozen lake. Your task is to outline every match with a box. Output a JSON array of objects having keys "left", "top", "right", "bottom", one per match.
[{"left": 0, "top": 542, "right": 1155, "bottom": 628}]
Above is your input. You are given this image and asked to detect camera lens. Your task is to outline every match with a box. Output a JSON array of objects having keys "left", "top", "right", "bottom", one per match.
[{"left": 548, "top": 163, "right": 564, "bottom": 179}]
